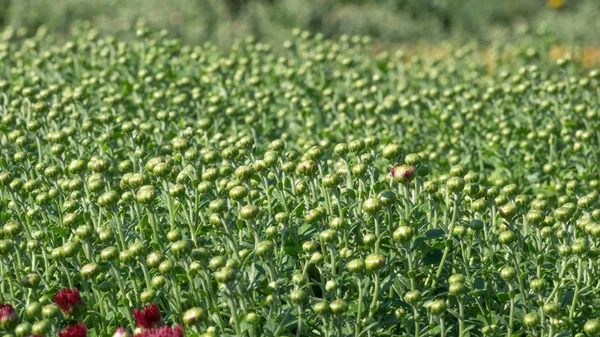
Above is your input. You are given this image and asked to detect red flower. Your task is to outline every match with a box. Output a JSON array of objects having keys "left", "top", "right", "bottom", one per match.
[
  {"left": 58, "top": 323, "right": 87, "bottom": 337},
  {"left": 136, "top": 326, "right": 183, "bottom": 337},
  {"left": 133, "top": 303, "right": 162, "bottom": 329},
  {"left": 0, "top": 303, "right": 18, "bottom": 329},
  {"left": 54, "top": 288, "right": 83, "bottom": 314}
]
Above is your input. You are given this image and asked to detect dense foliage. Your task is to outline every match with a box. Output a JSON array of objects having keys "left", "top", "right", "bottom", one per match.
[
  {"left": 3, "top": 0, "right": 600, "bottom": 48},
  {"left": 0, "top": 25, "right": 600, "bottom": 337}
]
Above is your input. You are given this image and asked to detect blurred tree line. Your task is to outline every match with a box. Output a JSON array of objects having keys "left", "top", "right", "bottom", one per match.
[{"left": 0, "top": 0, "right": 597, "bottom": 47}]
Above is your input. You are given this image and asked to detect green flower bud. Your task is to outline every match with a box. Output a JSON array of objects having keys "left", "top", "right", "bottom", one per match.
[
  {"left": 499, "top": 202, "right": 518, "bottom": 219},
  {"left": 449, "top": 282, "right": 466, "bottom": 296},
  {"left": 446, "top": 177, "right": 465, "bottom": 193},
  {"left": 498, "top": 231, "right": 516, "bottom": 244},
  {"left": 25, "top": 302, "right": 42, "bottom": 318},
  {"left": 313, "top": 301, "right": 330, "bottom": 315},
  {"left": 136, "top": 185, "right": 157, "bottom": 204},
  {"left": 183, "top": 307, "right": 206, "bottom": 325},
  {"left": 41, "top": 304, "right": 60, "bottom": 319},
  {"left": 158, "top": 260, "right": 175, "bottom": 274},
  {"left": 362, "top": 198, "right": 382, "bottom": 214},
  {"left": 256, "top": 241, "right": 274, "bottom": 257},
  {"left": 140, "top": 289, "right": 156, "bottom": 303},
  {"left": 365, "top": 253, "right": 385, "bottom": 272},
  {"left": 239, "top": 205, "right": 260, "bottom": 220},
  {"left": 333, "top": 143, "right": 348, "bottom": 157},
  {"left": 14, "top": 322, "right": 32, "bottom": 337},
  {"left": 152, "top": 275, "right": 166, "bottom": 289},
  {"left": 542, "top": 302, "right": 558, "bottom": 316},
  {"left": 31, "top": 320, "right": 52, "bottom": 335},
  {"left": 523, "top": 313, "right": 540, "bottom": 328},
  {"left": 320, "top": 229, "right": 338, "bottom": 243},
  {"left": 404, "top": 290, "right": 421, "bottom": 305},
  {"left": 229, "top": 186, "right": 248, "bottom": 201},
  {"left": 146, "top": 252, "right": 164, "bottom": 268},
  {"left": 329, "top": 299, "right": 348, "bottom": 314},
  {"left": 393, "top": 226, "right": 413, "bottom": 242},
  {"left": 215, "top": 267, "right": 236, "bottom": 284},
  {"left": 382, "top": 144, "right": 400, "bottom": 160},
  {"left": 448, "top": 273, "right": 465, "bottom": 285},
  {"left": 449, "top": 164, "right": 466, "bottom": 177},
  {"left": 21, "top": 273, "right": 41, "bottom": 288},
  {"left": 500, "top": 266, "right": 516, "bottom": 281},
  {"left": 348, "top": 140, "right": 364, "bottom": 153},
  {"left": 81, "top": 263, "right": 99, "bottom": 279},
  {"left": 585, "top": 319, "right": 600, "bottom": 336},
  {"left": 172, "top": 240, "right": 192, "bottom": 256},
  {"left": 289, "top": 289, "right": 308, "bottom": 305},
  {"left": 347, "top": 259, "right": 365, "bottom": 273},
  {"left": 429, "top": 299, "right": 447, "bottom": 315}
]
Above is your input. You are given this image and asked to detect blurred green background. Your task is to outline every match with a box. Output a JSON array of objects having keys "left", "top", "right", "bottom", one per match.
[{"left": 0, "top": 0, "right": 598, "bottom": 47}]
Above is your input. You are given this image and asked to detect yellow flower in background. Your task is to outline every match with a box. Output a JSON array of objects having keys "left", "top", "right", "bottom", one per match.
[{"left": 546, "top": 0, "right": 566, "bottom": 9}]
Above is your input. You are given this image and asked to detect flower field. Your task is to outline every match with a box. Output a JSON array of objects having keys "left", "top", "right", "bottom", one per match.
[{"left": 0, "top": 25, "right": 600, "bottom": 337}]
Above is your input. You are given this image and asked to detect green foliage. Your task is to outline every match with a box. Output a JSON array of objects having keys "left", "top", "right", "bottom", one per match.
[
  {"left": 0, "top": 23, "right": 599, "bottom": 337},
  {"left": 1, "top": 0, "right": 600, "bottom": 47}
]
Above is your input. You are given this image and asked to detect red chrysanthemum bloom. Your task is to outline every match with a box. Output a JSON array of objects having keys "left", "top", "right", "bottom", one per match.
[
  {"left": 133, "top": 303, "right": 162, "bottom": 329},
  {"left": 53, "top": 288, "right": 83, "bottom": 314},
  {"left": 0, "top": 303, "right": 18, "bottom": 329},
  {"left": 58, "top": 323, "right": 87, "bottom": 337},
  {"left": 136, "top": 325, "right": 183, "bottom": 337}
]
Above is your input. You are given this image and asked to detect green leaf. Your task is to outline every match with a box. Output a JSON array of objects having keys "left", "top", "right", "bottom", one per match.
[
  {"left": 561, "top": 290, "right": 574, "bottom": 307},
  {"left": 50, "top": 225, "right": 69, "bottom": 237},
  {"left": 293, "top": 203, "right": 305, "bottom": 217},
  {"left": 379, "top": 274, "right": 396, "bottom": 294},
  {"left": 422, "top": 249, "right": 442, "bottom": 265},
  {"left": 473, "top": 277, "right": 485, "bottom": 290},
  {"left": 497, "top": 293, "right": 510, "bottom": 302},
  {"left": 425, "top": 229, "right": 445, "bottom": 239},
  {"left": 412, "top": 235, "right": 426, "bottom": 250}
]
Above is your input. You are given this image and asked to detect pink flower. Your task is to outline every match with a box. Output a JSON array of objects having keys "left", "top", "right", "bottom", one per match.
[
  {"left": 133, "top": 303, "right": 162, "bottom": 329},
  {"left": 136, "top": 326, "right": 183, "bottom": 337},
  {"left": 113, "top": 327, "right": 131, "bottom": 337},
  {"left": 58, "top": 323, "right": 87, "bottom": 337},
  {"left": 53, "top": 288, "right": 83, "bottom": 314}
]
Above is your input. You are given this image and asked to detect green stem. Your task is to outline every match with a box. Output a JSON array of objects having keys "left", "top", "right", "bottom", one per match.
[
  {"left": 458, "top": 299, "right": 465, "bottom": 337},
  {"left": 369, "top": 272, "right": 380, "bottom": 317},
  {"left": 432, "top": 192, "right": 460, "bottom": 288},
  {"left": 569, "top": 258, "right": 583, "bottom": 319},
  {"left": 507, "top": 285, "right": 514, "bottom": 337},
  {"left": 296, "top": 305, "right": 303, "bottom": 337},
  {"left": 355, "top": 277, "right": 363, "bottom": 336}
]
